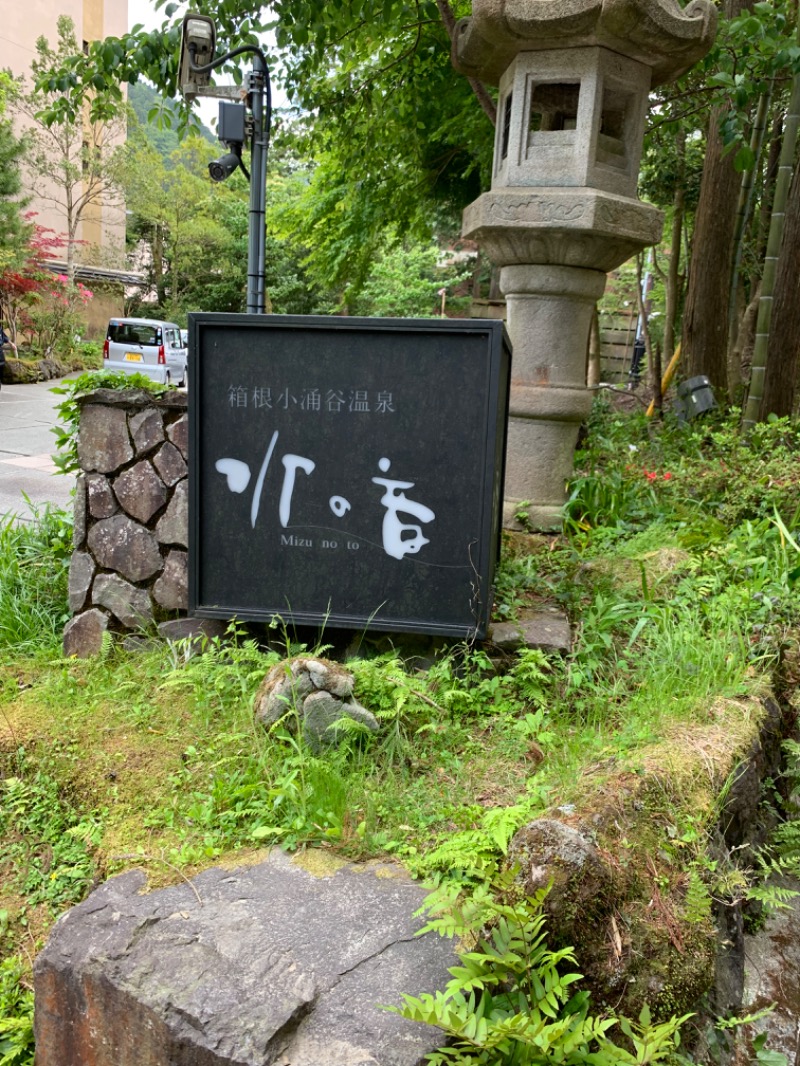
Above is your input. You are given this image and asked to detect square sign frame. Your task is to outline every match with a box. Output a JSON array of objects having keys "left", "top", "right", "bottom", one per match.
[{"left": 188, "top": 313, "right": 511, "bottom": 640}]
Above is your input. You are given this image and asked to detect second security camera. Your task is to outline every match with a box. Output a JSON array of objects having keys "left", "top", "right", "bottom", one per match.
[
  {"left": 208, "top": 102, "right": 247, "bottom": 183},
  {"left": 209, "top": 151, "right": 241, "bottom": 182}
]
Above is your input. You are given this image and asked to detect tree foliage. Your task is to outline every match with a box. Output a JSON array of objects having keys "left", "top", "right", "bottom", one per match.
[
  {"left": 123, "top": 131, "right": 228, "bottom": 314},
  {"left": 122, "top": 126, "right": 328, "bottom": 317},
  {"left": 0, "top": 73, "right": 28, "bottom": 271},
  {"left": 708, "top": 0, "right": 800, "bottom": 169},
  {"left": 127, "top": 80, "right": 215, "bottom": 157},
  {"left": 276, "top": 0, "right": 493, "bottom": 245},
  {"left": 35, "top": 0, "right": 493, "bottom": 268},
  {"left": 8, "top": 16, "right": 125, "bottom": 282},
  {"left": 349, "top": 239, "right": 472, "bottom": 317}
]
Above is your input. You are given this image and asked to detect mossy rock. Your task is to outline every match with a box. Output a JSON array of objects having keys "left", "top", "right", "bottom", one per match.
[
  {"left": 3, "top": 358, "right": 41, "bottom": 384},
  {"left": 2, "top": 356, "right": 68, "bottom": 383},
  {"left": 617, "top": 899, "right": 717, "bottom": 1020},
  {"left": 38, "top": 357, "right": 69, "bottom": 380},
  {"left": 506, "top": 698, "right": 774, "bottom": 1023},
  {"left": 509, "top": 819, "right": 616, "bottom": 935},
  {"left": 509, "top": 811, "right": 717, "bottom": 1021}
]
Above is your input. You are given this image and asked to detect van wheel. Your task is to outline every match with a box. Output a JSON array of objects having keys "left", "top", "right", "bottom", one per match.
[{"left": 165, "top": 371, "right": 171, "bottom": 385}]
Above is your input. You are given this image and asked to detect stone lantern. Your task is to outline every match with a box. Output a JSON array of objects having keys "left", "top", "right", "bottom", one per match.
[{"left": 454, "top": 0, "right": 717, "bottom": 529}]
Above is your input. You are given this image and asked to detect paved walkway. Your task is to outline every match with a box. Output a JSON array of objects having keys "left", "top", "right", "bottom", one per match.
[{"left": 0, "top": 378, "right": 76, "bottom": 521}]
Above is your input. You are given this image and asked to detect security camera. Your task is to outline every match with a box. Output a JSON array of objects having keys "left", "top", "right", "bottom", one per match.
[
  {"left": 208, "top": 151, "right": 241, "bottom": 183},
  {"left": 207, "top": 103, "right": 247, "bottom": 182},
  {"left": 178, "top": 13, "right": 217, "bottom": 102}
]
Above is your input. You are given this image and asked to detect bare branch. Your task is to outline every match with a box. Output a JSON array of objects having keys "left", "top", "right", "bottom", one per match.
[
  {"left": 434, "top": 0, "right": 458, "bottom": 37},
  {"left": 468, "top": 76, "right": 497, "bottom": 126}
]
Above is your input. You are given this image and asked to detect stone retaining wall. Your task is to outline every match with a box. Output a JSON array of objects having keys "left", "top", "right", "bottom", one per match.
[{"left": 64, "top": 388, "right": 190, "bottom": 657}]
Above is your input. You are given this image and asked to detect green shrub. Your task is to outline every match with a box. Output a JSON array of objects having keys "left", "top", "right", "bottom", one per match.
[
  {"left": 0, "top": 754, "right": 99, "bottom": 914},
  {"left": 71, "top": 340, "right": 103, "bottom": 370},
  {"left": 0, "top": 956, "right": 34, "bottom": 1066}
]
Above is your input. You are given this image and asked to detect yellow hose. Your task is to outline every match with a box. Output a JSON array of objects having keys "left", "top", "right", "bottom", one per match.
[{"left": 646, "top": 342, "right": 682, "bottom": 417}]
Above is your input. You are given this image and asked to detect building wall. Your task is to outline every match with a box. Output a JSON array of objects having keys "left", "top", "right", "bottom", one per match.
[
  {"left": 84, "top": 282, "right": 123, "bottom": 337},
  {"left": 5, "top": 0, "right": 128, "bottom": 266}
]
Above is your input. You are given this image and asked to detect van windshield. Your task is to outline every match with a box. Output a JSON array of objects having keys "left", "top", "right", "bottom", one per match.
[{"left": 108, "top": 323, "right": 161, "bottom": 345}]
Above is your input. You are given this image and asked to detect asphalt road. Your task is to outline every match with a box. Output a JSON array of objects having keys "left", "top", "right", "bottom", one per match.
[{"left": 0, "top": 378, "right": 76, "bottom": 521}]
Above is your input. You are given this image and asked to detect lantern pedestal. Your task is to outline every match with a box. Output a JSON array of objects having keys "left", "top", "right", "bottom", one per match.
[
  {"left": 499, "top": 265, "right": 605, "bottom": 529},
  {"left": 462, "top": 190, "right": 662, "bottom": 529}
]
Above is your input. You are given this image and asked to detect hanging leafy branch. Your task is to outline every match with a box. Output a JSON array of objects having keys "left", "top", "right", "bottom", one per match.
[{"left": 709, "top": 0, "right": 800, "bottom": 168}]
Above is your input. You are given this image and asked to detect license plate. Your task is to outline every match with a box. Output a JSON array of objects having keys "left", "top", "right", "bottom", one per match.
[{"left": 125, "top": 352, "right": 143, "bottom": 362}]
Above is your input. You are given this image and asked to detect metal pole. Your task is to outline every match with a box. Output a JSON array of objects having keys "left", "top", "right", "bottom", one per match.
[
  {"left": 185, "top": 36, "right": 270, "bottom": 313},
  {"left": 247, "top": 54, "right": 267, "bottom": 314}
]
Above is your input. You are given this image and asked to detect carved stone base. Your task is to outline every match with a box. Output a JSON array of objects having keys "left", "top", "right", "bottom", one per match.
[{"left": 463, "top": 187, "right": 663, "bottom": 273}]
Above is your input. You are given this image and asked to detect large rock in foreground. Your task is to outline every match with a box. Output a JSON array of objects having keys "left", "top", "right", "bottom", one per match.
[{"left": 34, "top": 850, "right": 456, "bottom": 1066}]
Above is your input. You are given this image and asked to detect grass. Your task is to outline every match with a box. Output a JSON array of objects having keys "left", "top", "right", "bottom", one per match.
[
  {"left": 2, "top": 398, "right": 800, "bottom": 1061},
  {"left": 0, "top": 506, "right": 71, "bottom": 653}
]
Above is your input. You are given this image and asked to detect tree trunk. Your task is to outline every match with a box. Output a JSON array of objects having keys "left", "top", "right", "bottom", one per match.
[
  {"left": 153, "top": 224, "right": 167, "bottom": 307},
  {"left": 681, "top": 103, "right": 746, "bottom": 392},
  {"left": 637, "top": 252, "right": 657, "bottom": 407},
  {"left": 681, "top": 0, "right": 754, "bottom": 394},
  {"left": 756, "top": 112, "right": 783, "bottom": 264},
  {"left": 66, "top": 222, "right": 77, "bottom": 287},
  {"left": 737, "top": 281, "right": 760, "bottom": 380},
  {"left": 650, "top": 343, "right": 664, "bottom": 415},
  {"left": 0, "top": 294, "right": 20, "bottom": 354},
  {"left": 759, "top": 162, "right": 800, "bottom": 416},
  {"left": 727, "top": 87, "right": 772, "bottom": 400}
]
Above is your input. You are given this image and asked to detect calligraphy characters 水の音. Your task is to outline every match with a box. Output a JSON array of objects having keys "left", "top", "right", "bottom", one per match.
[{"left": 215, "top": 440, "right": 435, "bottom": 562}]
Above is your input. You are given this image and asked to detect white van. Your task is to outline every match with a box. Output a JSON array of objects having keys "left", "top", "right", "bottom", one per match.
[{"left": 103, "top": 318, "right": 187, "bottom": 386}]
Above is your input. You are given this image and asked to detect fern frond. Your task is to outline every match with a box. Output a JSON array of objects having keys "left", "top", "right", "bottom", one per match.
[
  {"left": 684, "top": 868, "right": 713, "bottom": 924},
  {"left": 387, "top": 875, "right": 693, "bottom": 1066}
]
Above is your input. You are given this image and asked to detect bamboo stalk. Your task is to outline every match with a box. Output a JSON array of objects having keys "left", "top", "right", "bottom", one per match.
[
  {"left": 741, "top": 73, "right": 800, "bottom": 431},
  {"left": 727, "top": 85, "right": 772, "bottom": 370}
]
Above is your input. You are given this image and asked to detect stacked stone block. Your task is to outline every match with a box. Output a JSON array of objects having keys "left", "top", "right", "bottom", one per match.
[{"left": 64, "top": 389, "right": 190, "bottom": 657}]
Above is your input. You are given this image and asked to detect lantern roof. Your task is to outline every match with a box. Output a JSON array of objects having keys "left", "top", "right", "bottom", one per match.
[{"left": 453, "top": 0, "right": 717, "bottom": 88}]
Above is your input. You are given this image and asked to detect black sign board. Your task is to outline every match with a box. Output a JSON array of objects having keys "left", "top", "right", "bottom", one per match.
[{"left": 188, "top": 314, "right": 510, "bottom": 639}]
